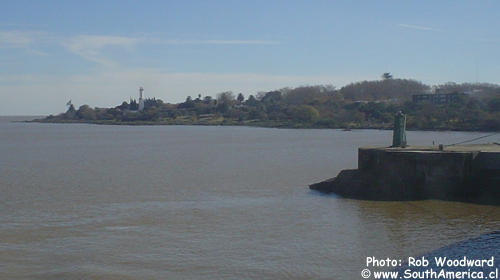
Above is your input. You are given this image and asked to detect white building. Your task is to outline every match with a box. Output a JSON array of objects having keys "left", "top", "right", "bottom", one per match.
[{"left": 138, "top": 87, "right": 145, "bottom": 111}]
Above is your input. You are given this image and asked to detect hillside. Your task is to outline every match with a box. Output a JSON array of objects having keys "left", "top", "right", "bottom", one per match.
[{"left": 36, "top": 78, "right": 500, "bottom": 131}]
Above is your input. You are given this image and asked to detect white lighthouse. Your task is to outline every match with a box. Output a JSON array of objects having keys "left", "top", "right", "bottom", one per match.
[{"left": 138, "top": 87, "right": 145, "bottom": 111}]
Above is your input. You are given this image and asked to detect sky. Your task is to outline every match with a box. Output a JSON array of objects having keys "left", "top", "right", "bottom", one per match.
[{"left": 1, "top": 0, "right": 500, "bottom": 115}]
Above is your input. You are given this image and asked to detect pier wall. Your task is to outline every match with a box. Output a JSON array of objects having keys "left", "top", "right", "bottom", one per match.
[
  {"left": 358, "top": 148, "right": 477, "bottom": 199},
  {"left": 310, "top": 145, "right": 500, "bottom": 204}
]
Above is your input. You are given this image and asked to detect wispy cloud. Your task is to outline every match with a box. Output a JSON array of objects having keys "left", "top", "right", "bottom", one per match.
[
  {"left": 26, "top": 49, "right": 49, "bottom": 56},
  {"left": 0, "top": 30, "right": 49, "bottom": 56},
  {"left": 160, "top": 39, "right": 280, "bottom": 45},
  {"left": 2, "top": 29, "right": 280, "bottom": 66},
  {"left": 63, "top": 35, "right": 140, "bottom": 66},
  {"left": 63, "top": 35, "right": 280, "bottom": 66},
  {"left": 0, "top": 30, "right": 37, "bottom": 47},
  {"left": 398, "top": 24, "right": 442, "bottom": 32},
  {"left": 475, "top": 38, "right": 500, "bottom": 44}
]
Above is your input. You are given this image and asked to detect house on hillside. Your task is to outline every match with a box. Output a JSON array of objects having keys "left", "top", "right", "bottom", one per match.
[{"left": 412, "top": 92, "right": 461, "bottom": 105}]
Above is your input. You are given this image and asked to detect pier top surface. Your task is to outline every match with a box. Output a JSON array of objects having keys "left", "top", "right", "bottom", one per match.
[{"left": 360, "top": 143, "right": 500, "bottom": 153}]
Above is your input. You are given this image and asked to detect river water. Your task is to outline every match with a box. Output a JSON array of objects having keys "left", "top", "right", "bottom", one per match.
[{"left": 0, "top": 117, "right": 499, "bottom": 279}]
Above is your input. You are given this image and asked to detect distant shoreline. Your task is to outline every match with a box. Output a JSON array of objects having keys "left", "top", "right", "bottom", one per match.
[
  {"left": 26, "top": 118, "right": 500, "bottom": 132},
  {"left": 24, "top": 80, "right": 500, "bottom": 132}
]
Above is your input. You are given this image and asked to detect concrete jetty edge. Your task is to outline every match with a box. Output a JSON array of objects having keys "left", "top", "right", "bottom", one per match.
[{"left": 310, "top": 144, "right": 500, "bottom": 205}]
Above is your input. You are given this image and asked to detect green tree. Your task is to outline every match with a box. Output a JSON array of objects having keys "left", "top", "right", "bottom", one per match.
[
  {"left": 203, "top": 96, "right": 213, "bottom": 104},
  {"left": 382, "top": 72, "right": 393, "bottom": 80},
  {"left": 117, "top": 101, "right": 129, "bottom": 110},
  {"left": 488, "top": 97, "right": 500, "bottom": 112},
  {"left": 129, "top": 99, "right": 139, "bottom": 110},
  {"left": 76, "top": 105, "right": 97, "bottom": 120},
  {"left": 287, "top": 105, "right": 319, "bottom": 122},
  {"left": 237, "top": 93, "right": 245, "bottom": 103},
  {"left": 216, "top": 91, "right": 235, "bottom": 113},
  {"left": 340, "top": 78, "right": 429, "bottom": 101},
  {"left": 245, "top": 95, "right": 259, "bottom": 106},
  {"left": 179, "top": 96, "right": 195, "bottom": 108},
  {"left": 64, "top": 101, "right": 76, "bottom": 119}
]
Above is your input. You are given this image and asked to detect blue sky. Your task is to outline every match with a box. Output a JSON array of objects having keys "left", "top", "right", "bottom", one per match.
[{"left": 1, "top": 0, "right": 499, "bottom": 114}]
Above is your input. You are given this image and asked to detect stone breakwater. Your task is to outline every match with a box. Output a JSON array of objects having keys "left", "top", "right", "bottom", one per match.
[{"left": 310, "top": 144, "right": 500, "bottom": 204}]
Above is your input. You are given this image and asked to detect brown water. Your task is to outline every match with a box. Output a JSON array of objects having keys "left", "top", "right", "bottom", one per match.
[{"left": 1, "top": 117, "right": 499, "bottom": 279}]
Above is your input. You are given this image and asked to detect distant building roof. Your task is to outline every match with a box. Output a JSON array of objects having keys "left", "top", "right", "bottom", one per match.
[{"left": 412, "top": 92, "right": 461, "bottom": 104}]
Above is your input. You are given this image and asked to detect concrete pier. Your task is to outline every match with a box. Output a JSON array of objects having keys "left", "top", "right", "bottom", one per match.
[{"left": 310, "top": 144, "right": 500, "bottom": 204}]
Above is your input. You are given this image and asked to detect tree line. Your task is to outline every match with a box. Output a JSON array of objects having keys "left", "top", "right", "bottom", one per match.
[{"left": 43, "top": 76, "right": 500, "bottom": 131}]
